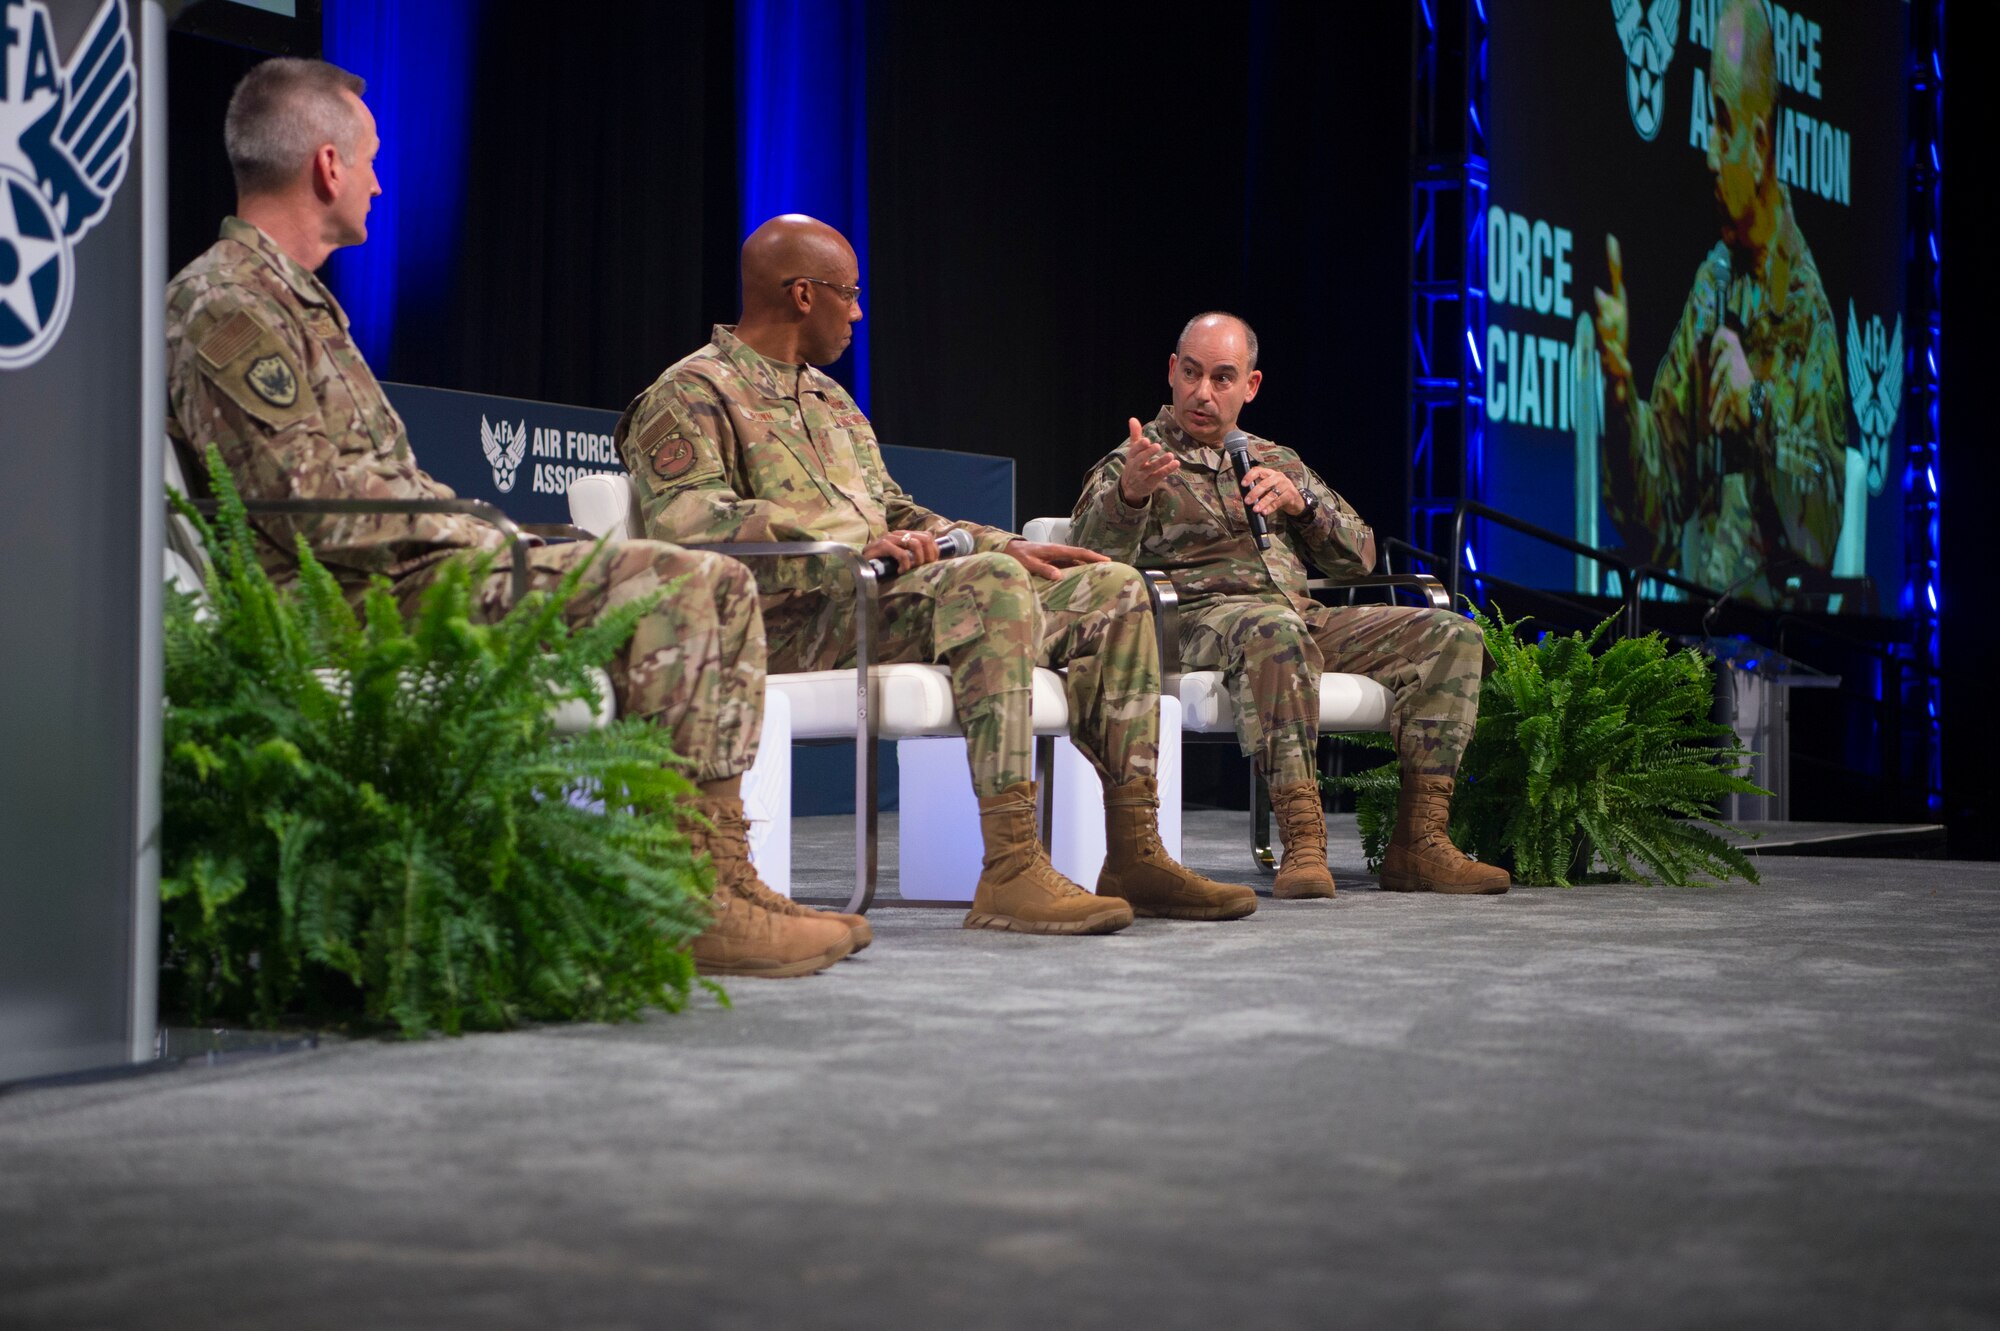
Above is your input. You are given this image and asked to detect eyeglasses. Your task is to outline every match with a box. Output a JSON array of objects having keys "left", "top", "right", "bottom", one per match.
[{"left": 785, "top": 276, "right": 862, "bottom": 304}]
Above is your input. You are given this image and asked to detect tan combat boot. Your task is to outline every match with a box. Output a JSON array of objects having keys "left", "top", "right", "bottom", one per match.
[
  {"left": 1379, "top": 774, "right": 1511, "bottom": 895},
  {"left": 686, "top": 784, "right": 856, "bottom": 977},
  {"left": 695, "top": 778, "right": 872, "bottom": 953},
  {"left": 1097, "top": 776, "right": 1258, "bottom": 920},
  {"left": 964, "top": 782, "right": 1134, "bottom": 934},
  {"left": 1268, "top": 781, "right": 1336, "bottom": 899}
]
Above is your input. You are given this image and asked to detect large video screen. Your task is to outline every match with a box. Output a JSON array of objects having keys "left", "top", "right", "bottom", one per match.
[{"left": 1480, "top": 0, "right": 1907, "bottom": 612}]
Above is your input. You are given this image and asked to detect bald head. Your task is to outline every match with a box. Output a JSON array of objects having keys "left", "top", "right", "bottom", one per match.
[
  {"left": 1177, "top": 312, "right": 1259, "bottom": 371},
  {"left": 741, "top": 214, "right": 857, "bottom": 319},
  {"left": 733, "top": 213, "right": 863, "bottom": 367},
  {"left": 1168, "top": 311, "right": 1263, "bottom": 444},
  {"left": 1713, "top": 0, "right": 1777, "bottom": 129}
]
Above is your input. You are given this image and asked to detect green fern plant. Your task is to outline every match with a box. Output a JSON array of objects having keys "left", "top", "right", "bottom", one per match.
[
  {"left": 162, "top": 447, "right": 717, "bottom": 1036},
  {"left": 1333, "top": 604, "right": 1768, "bottom": 886}
]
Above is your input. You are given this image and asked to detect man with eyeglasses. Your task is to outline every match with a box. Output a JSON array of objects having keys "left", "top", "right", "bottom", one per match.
[{"left": 615, "top": 214, "right": 1256, "bottom": 934}]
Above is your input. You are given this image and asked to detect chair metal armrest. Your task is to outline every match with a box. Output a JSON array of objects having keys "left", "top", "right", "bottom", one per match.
[
  {"left": 1304, "top": 573, "right": 1451, "bottom": 612},
  {"left": 191, "top": 495, "right": 538, "bottom": 607},
  {"left": 521, "top": 522, "right": 600, "bottom": 543},
  {"left": 1139, "top": 569, "right": 1181, "bottom": 675},
  {"left": 681, "top": 540, "right": 883, "bottom": 912}
]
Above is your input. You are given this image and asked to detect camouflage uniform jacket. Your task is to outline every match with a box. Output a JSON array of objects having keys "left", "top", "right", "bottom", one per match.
[
  {"left": 1604, "top": 186, "right": 1849, "bottom": 600},
  {"left": 166, "top": 217, "right": 499, "bottom": 586},
  {"left": 615, "top": 325, "right": 1021, "bottom": 604},
  {"left": 1069, "top": 406, "right": 1375, "bottom": 609}
]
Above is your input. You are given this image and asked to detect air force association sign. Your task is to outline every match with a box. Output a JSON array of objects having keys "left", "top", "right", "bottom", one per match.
[{"left": 0, "top": 0, "right": 135, "bottom": 370}]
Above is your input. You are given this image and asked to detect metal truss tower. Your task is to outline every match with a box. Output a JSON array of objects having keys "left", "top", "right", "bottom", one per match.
[
  {"left": 1407, "top": 0, "right": 1489, "bottom": 573},
  {"left": 1905, "top": 0, "right": 1944, "bottom": 811}
]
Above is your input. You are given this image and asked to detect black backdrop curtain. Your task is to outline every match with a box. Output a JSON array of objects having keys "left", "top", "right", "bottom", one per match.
[
  {"left": 398, "top": 2, "right": 739, "bottom": 411},
  {"left": 866, "top": 2, "right": 1414, "bottom": 533}
]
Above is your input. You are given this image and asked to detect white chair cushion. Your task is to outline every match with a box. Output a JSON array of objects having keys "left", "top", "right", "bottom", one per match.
[
  {"left": 775, "top": 664, "right": 1070, "bottom": 740},
  {"left": 576, "top": 476, "right": 1072, "bottom": 743},
  {"left": 1173, "top": 670, "right": 1393, "bottom": 733},
  {"left": 569, "top": 471, "right": 639, "bottom": 539},
  {"left": 1022, "top": 516, "right": 1072, "bottom": 545}
]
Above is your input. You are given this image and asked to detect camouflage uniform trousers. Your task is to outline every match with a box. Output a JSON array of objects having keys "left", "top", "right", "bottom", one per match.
[
  {"left": 1178, "top": 597, "right": 1485, "bottom": 788},
  {"left": 762, "top": 552, "right": 1160, "bottom": 796},
  {"left": 392, "top": 540, "right": 767, "bottom": 784}
]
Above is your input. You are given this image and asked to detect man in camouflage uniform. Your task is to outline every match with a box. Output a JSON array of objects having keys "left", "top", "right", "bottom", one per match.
[
  {"left": 1593, "top": 0, "right": 1848, "bottom": 606},
  {"left": 165, "top": 59, "right": 859, "bottom": 980},
  {"left": 1072, "top": 313, "right": 1508, "bottom": 896},
  {"left": 617, "top": 214, "right": 1256, "bottom": 933}
]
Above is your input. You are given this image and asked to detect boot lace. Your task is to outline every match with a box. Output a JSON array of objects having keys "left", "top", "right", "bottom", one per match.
[{"left": 1273, "top": 786, "right": 1328, "bottom": 859}]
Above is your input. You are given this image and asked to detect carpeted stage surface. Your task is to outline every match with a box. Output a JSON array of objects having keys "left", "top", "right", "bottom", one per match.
[{"left": 3, "top": 812, "right": 1998, "bottom": 1329}]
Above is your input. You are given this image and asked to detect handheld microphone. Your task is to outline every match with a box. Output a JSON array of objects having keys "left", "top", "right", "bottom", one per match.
[
  {"left": 1709, "top": 249, "right": 1732, "bottom": 339},
  {"left": 867, "top": 527, "right": 974, "bottom": 580},
  {"left": 1705, "top": 251, "right": 1733, "bottom": 475},
  {"left": 1222, "top": 429, "right": 1271, "bottom": 551}
]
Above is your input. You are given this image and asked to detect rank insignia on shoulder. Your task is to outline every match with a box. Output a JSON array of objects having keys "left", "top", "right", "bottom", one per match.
[
  {"left": 653, "top": 435, "right": 697, "bottom": 479},
  {"left": 245, "top": 354, "right": 299, "bottom": 409}
]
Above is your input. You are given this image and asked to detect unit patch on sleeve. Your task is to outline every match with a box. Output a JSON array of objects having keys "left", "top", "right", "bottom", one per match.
[
  {"left": 652, "top": 434, "right": 697, "bottom": 479},
  {"left": 245, "top": 354, "right": 299, "bottom": 409}
]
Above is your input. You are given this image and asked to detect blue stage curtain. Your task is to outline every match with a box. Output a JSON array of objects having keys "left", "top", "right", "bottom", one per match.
[
  {"left": 737, "top": 0, "right": 871, "bottom": 412},
  {"left": 321, "top": 0, "right": 479, "bottom": 367}
]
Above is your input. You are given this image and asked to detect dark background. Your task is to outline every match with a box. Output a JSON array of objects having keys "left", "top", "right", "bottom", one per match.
[{"left": 165, "top": 3, "right": 1993, "bottom": 842}]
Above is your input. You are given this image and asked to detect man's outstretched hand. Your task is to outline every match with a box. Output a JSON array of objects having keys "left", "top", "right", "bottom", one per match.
[
  {"left": 1117, "top": 416, "right": 1180, "bottom": 505},
  {"left": 1004, "top": 539, "right": 1109, "bottom": 581},
  {"left": 1593, "top": 233, "right": 1634, "bottom": 407}
]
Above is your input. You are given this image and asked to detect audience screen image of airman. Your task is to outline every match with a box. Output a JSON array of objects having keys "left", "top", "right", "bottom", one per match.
[{"left": 1478, "top": 0, "right": 1906, "bottom": 610}]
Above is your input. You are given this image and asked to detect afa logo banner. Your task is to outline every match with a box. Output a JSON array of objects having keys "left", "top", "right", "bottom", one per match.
[
  {"left": 1845, "top": 302, "right": 1902, "bottom": 500},
  {"left": 385, "top": 382, "right": 626, "bottom": 527},
  {"left": 480, "top": 414, "right": 527, "bottom": 493},
  {"left": 1611, "top": 0, "right": 1679, "bottom": 141},
  {"left": 0, "top": 0, "right": 134, "bottom": 370}
]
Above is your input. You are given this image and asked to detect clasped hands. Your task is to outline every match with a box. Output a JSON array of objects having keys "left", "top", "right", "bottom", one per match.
[
  {"left": 859, "top": 529, "right": 1106, "bottom": 582},
  {"left": 1116, "top": 416, "right": 1303, "bottom": 517}
]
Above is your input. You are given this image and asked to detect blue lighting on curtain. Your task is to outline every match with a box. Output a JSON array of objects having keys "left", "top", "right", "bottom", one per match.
[
  {"left": 737, "top": 0, "right": 870, "bottom": 412},
  {"left": 322, "top": 0, "right": 479, "bottom": 369}
]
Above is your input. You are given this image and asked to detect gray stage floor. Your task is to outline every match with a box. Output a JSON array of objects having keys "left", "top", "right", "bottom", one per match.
[{"left": 4, "top": 811, "right": 1998, "bottom": 1329}]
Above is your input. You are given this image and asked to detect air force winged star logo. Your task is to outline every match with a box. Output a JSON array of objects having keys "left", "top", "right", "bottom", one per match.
[
  {"left": 1845, "top": 302, "right": 1903, "bottom": 500},
  {"left": 0, "top": 0, "right": 135, "bottom": 370},
  {"left": 1611, "top": 0, "right": 1680, "bottom": 142},
  {"left": 481, "top": 415, "right": 528, "bottom": 493}
]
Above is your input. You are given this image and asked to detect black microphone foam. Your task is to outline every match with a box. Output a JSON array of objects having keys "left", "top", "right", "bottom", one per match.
[
  {"left": 867, "top": 527, "right": 974, "bottom": 580},
  {"left": 1223, "top": 429, "right": 1271, "bottom": 551}
]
